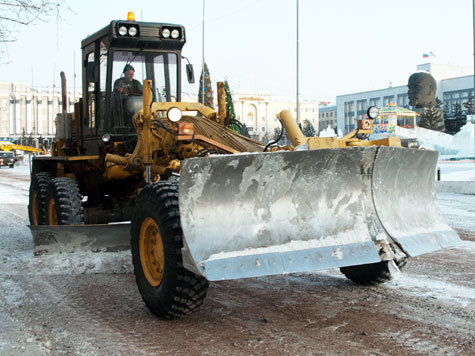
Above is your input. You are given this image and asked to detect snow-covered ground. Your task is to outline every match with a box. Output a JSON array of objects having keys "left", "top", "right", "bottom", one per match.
[
  {"left": 437, "top": 160, "right": 475, "bottom": 181},
  {"left": 0, "top": 162, "right": 473, "bottom": 271},
  {"left": 0, "top": 160, "right": 473, "bottom": 355}
]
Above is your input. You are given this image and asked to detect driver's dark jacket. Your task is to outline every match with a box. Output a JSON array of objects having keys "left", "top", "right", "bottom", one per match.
[{"left": 113, "top": 78, "right": 143, "bottom": 95}]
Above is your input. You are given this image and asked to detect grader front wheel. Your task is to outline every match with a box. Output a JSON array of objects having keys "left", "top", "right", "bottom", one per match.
[
  {"left": 340, "top": 260, "right": 402, "bottom": 285},
  {"left": 139, "top": 217, "right": 166, "bottom": 287},
  {"left": 131, "top": 181, "right": 209, "bottom": 319}
]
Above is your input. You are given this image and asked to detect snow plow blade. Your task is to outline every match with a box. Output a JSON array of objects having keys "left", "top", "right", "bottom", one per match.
[
  {"left": 30, "top": 223, "right": 131, "bottom": 255},
  {"left": 179, "top": 146, "right": 460, "bottom": 281}
]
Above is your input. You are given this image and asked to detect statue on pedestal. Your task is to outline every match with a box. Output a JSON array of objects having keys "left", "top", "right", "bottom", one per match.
[{"left": 407, "top": 72, "right": 445, "bottom": 132}]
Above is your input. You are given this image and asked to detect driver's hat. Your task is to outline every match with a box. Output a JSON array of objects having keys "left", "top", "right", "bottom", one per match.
[{"left": 123, "top": 64, "right": 135, "bottom": 73}]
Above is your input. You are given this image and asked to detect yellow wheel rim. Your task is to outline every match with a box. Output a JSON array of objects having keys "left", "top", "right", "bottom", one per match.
[
  {"left": 47, "top": 198, "right": 57, "bottom": 225},
  {"left": 139, "top": 217, "right": 165, "bottom": 287},
  {"left": 31, "top": 191, "right": 39, "bottom": 225}
]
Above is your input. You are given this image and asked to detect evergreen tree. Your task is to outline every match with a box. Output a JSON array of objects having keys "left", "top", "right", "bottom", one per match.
[
  {"left": 435, "top": 97, "right": 443, "bottom": 109},
  {"left": 224, "top": 79, "right": 239, "bottom": 132},
  {"left": 455, "top": 101, "right": 467, "bottom": 130},
  {"left": 463, "top": 95, "right": 475, "bottom": 115},
  {"left": 445, "top": 102, "right": 467, "bottom": 135},
  {"left": 198, "top": 62, "right": 214, "bottom": 109},
  {"left": 453, "top": 102, "right": 462, "bottom": 119},
  {"left": 302, "top": 120, "right": 316, "bottom": 137},
  {"left": 419, "top": 99, "right": 445, "bottom": 132},
  {"left": 443, "top": 102, "right": 450, "bottom": 121}
]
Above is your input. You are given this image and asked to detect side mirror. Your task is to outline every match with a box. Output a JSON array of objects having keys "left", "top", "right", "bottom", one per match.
[
  {"left": 86, "top": 62, "right": 95, "bottom": 83},
  {"left": 186, "top": 64, "right": 195, "bottom": 84}
]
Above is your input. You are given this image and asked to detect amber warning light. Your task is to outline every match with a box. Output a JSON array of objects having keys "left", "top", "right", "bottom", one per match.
[
  {"left": 127, "top": 12, "right": 135, "bottom": 21},
  {"left": 179, "top": 123, "right": 194, "bottom": 135}
]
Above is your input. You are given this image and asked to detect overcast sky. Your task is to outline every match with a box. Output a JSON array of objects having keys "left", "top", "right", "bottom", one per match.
[{"left": 0, "top": 0, "right": 473, "bottom": 102}]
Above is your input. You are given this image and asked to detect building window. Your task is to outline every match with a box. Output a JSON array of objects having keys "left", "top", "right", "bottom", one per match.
[
  {"left": 357, "top": 99, "right": 367, "bottom": 117},
  {"left": 383, "top": 95, "right": 394, "bottom": 107},
  {"left": 443, "top": 89, "right": 474, "bottom": 115},
  {"left": 397, "top": 94, "right": 408, "bottom": 108},
  {"left": 344, "top": 101, "right": 355, "bottom": 134},
  {"left": 369, "top": 97, "right": 380, "bottom": 107}
]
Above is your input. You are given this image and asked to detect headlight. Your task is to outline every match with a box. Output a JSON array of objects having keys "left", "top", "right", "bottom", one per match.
[
  {"left": 101, "top": 133, "right": 111, "bottom": 142},
  {"left": 162, "top": 28, "right": 170, "bottom": 38},
  {"left": 171, "top": 29, "right": 180, "bottom": 39},
  {"left": 128, "top": 26, "right": 138, "bottom": 37},
  {"left": 367, "top": 106, "right": 379, "bottom": 119},
  {"left": 118, "top": 26, "right": 128, "bottom": 36},
  {"left": 167, "top": 107, "right": 182, "bottom": 122}
]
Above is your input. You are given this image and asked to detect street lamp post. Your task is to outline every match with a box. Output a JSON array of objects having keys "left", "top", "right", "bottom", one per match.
[
  {"left": 473, "top": 0, "right": 475, "bottom": 158},
  {"left": 296, "top": 0, "right": 300, "bottom": 125},
  {"left": 201, "top": 0, "right": 205, "bottom": 105}
]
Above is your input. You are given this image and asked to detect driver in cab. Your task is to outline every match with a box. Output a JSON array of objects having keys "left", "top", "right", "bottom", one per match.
[{"left": 114, "top": 64, "right": 143, "bottom": 95}]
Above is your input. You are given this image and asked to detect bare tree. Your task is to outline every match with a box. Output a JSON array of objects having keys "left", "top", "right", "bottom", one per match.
[{"left": 0, "top": 1, "right": 69, "bottom": 56}]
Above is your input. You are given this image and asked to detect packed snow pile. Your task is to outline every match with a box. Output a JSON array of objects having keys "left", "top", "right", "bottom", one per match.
[
  {"left": 395, "top": 126, "right": 456, "bottom": 154},
  {"left": 396, "top": 122, "right": 474, "bottom": 157},
  {"left": 452, "top": 122, "right": 475, "bottom": 157},
  {"left": 319, "top": 125, "right": 342, "bottom": 138}
]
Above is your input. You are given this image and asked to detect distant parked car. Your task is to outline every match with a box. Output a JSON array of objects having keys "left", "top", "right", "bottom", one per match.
[{"left": 0, "top": 151, "right": 15, "bottom": 168}]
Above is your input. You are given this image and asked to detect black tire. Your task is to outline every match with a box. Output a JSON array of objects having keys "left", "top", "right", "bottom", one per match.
[
  {"left": 28, "top": 172, "right": 54, "bottom": 225},
  {"left": 9, "top": 164, "right": 14, "bottom": 168},
  {"left": 131, "top": 181, "right": 208, "bottom": 319},
  {"left": 340, "top": 260, "right": 401, "bottom": 285},
  {"left": 45, "top": 177, "right": 84, "bottom": 225}
]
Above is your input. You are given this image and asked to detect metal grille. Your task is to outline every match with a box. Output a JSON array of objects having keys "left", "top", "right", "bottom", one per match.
[{"left": 140, "top": 27, "right": 159, "bottom": 37}]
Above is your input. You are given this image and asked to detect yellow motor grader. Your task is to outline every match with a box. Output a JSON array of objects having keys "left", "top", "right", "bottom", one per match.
[{"left": 28, "top": 16, "right": 460, "bottom": 319}]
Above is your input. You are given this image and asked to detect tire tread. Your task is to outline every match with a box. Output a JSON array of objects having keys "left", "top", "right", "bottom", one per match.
[{"left": 131, "top": 181, "right": 208, "bottom": 319}]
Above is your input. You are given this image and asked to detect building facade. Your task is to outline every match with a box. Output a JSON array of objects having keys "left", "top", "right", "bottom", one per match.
[
  {"left": 2, "top": 85, "right": 317, "bottom": 145},
  {"left": 318, "top": 105, "right": 337, "bottom": 134},
  {"left": 0, "top": 83, "right": 80, "bottom": 143},
  {"left": 232, "top": 91, "right": 319, "bottom": 141},
  {"left": 336, "top": 63, "right": 474, "bottom": 134}
]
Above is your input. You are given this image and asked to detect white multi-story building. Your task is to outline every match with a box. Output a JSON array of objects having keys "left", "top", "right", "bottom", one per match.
[
  {"left": 184, "top": 91, "right": 320, "bottom": 140},
  {"left": 1, "top": 84, "right": 318, "bottom": 144},
  {"left": 318, "top": 104, "right": 337, "bottom": 134},
  {"left": 0, "top": 83, "right": 80, "bottom": 143},
  {"left": 336, "top": 62, "right": 474, "bottom": 134},
  {"left": 232, "top": 91, "right": 319, "bottom": 140}
]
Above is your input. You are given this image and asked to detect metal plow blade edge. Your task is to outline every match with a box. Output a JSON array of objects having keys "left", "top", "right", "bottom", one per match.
[
  {"left": 179, "top": 147, "right": 460, "bottom": 281},
  {"left": 372, "top": 147, "right": 460, "bottom": 256},
  {"left": 30, "top": 223, "right": 131, "bottom": 255}
]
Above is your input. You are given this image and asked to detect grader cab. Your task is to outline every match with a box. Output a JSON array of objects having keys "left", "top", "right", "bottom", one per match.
[{"left": 28, "top": 15, "right": 460, "bottom": 319}]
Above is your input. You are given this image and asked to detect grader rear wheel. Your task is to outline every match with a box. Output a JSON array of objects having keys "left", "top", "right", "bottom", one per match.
[
  {"left": 28, "top": 172, "right": 54, "bottom": 225},
  {"left": 131, "top": 181, "right": 208, "bottom": 319},
  {"left": 45, "top": 177, "right": 84, "bottom": 225}
]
